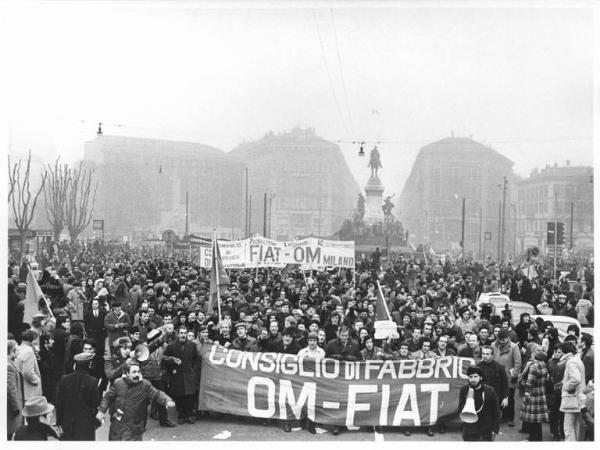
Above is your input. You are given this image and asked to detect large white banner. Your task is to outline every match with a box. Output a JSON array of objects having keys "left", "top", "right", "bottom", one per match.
[{"left": 199, "top": 236, "right": 355, "bottom": 270}]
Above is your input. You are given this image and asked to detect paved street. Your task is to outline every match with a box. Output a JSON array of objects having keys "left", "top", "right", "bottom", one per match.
[
  {"left": 95, "top": 398, "right": 533, "bottom": 442},
  {"left": 96, "top": 415, "right": 530, "bottom": 441}
]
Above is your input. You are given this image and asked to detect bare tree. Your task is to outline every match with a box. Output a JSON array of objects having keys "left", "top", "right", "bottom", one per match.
[
  {"left": 43, "top": 157, "right": 70, "bottom": 242},
  {"left": 8, "top": 150, "right": 47, "bottom": 260},
  {"left": 65, "top": 161, "right": 98, "bottom": 243}
]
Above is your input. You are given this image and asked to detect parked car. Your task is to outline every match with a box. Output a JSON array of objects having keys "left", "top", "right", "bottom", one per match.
[
  {"left": 512, "top": 314, "right": 583, "bottom": 340},
  {"left": 476, "top": 292, "right": 511, "bottom": 313}
]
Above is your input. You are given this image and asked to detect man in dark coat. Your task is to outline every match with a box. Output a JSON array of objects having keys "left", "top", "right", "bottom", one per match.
[
  {"left": 477, "top": 346, "right": 509, "bottom": 407},
  {"left": 96, "top": 361, "right": 174, "bottom": 441},
  {"left": 458, "top": 365, "right": 501, "bottom": 441},
  {"left": 55, "top": 352, "right": 101, "bottom": 440},
  {"left": 63, "top": 321, "right": 85, "bottom": 374},
  {"left": 163, "top": 325, "right": 201, "bottom": 424},
  {"left": 84, "top": 298, "right": 107, "bottom": 356}
]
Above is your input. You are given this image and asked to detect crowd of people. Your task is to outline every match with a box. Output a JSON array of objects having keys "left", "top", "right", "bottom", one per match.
[{"left": 6, "top": 245, "right": 595, "bottom": 441}]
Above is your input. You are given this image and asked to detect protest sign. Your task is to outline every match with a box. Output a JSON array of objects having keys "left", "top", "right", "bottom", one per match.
[
  {"left": 199, "top": 236, "right": 355, "bottom": 270},
  {"left": 199, "top": 345, "right": 473, "bottom": 426}
]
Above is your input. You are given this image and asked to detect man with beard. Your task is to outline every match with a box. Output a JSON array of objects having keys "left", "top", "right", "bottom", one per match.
[
  {"left": 55, "top": 352, "right": 101, "bottom": 440},
  {"left": 163, "top": 326, "right": 201, "bottom": 425},
  {"left": 96, "top": 361, "right": 175, "bottom": 441},
  {"left": 458, "top": 365, "right": 501, "bottom": 441}
]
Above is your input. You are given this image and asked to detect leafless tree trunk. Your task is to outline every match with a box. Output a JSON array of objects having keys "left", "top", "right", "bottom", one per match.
[
  {"left": 65, "top": 162, "right": 98, "bottom": 243},
  {"left": 43, "top": 157, "right": 70, "bottom": 242},
  {"left": 8, "top": 150, "right": 47, "bottom": 261}
]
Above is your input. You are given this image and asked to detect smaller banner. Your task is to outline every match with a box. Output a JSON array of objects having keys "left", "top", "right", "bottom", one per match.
[{"left": 199, "top": 236, "right": 355, "bottom": 270}]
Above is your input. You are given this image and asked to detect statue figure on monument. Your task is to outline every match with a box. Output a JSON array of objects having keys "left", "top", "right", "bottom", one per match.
[
  {"left": 368, "top": 146, "right": 382, "bottom": 178},
  {"left": 382, "top": 194, "right": 395, "bottom": 218}
]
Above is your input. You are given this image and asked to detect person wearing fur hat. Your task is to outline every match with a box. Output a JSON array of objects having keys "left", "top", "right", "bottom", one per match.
[
  {"left": 55, "top": 352, "right": 101, "bottom": 440},
  {"left": 458, "top": 365, "right": 501, "bottom": 441},
  {"left": 13, "top": 396, "right": 61, "bottom": 441}
]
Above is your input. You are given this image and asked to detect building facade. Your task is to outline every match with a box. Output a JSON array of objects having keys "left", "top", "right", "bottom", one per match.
[
  {"left": 516, "top": 162, "right": 593, "bottom": 255},
  {"left": 398, "top": 136, "right": 517, "bottom": 259},
  {"left": 84, "top": 135, "right": 245, "bottom": 240},
  {"left": 230, "top": 128, "right": 359, "bottom": 240}
]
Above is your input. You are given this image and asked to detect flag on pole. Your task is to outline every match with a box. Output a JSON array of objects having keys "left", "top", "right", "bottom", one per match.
[
  {"left": 281, "top": 263, "right": 301, "bottom": 276},
  {"left": 374, "top": 281, "right": 399, "bottom": 339},
  {"left": 208, "top": 231, "right": 229, "bottom": 319},
  {"left": 24, "top": 269, "right": 51, "bottom": 324}
]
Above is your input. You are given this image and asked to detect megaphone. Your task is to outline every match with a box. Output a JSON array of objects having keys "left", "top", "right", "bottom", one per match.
[
  {"left": 460, "top": 388, "right": 479, "bottom": 423},
  {"left": 133, "top": 343, "right": 150, "bottom": 362}
]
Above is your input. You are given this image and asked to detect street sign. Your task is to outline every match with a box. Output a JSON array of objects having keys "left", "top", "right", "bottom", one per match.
[
  {"left": 93, "top": 219, "right": 104, "bottom": 231},
  {"left": 484, "top": 232, "right": 492, "bottom": 241}
]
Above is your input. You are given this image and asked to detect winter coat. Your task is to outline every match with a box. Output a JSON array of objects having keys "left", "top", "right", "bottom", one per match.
[
  {"left": 560, "top": 353, "right": 586, "bottom": 414},
  {"left": 478, "top": 359, "right": 508, "bottom": 400},
  {"left": 458, "top": 383, "right": 501, "bottom": 435},
  {"left": 15, "top": 342, "right": 42, "bottom": 401},
  {"left": 99, "top": 377, "right": 172, "bottom": 436},
  {"left": 492, "top": 340, "right": 522, "bottom": 388},
  {"left": 67, "top": 288, "right": 86, "bottom": 321},
  {"left": 55, "top": 368, "right": 101, "bottom": 440},
  {"left": 519, "top": 358, "right": 549, "bottom": 423},
  {"left": 38, "top": 347, "right": 57, "bottom": 403},
  {"left": 104, "top": 311, "right": 131, "bottom": 347},
  {"left": 231, "top": 336, "right": 259, "bottom": 352},
  {"left": 163, "top": 340, "right": 201, "bottom": 396},
  {"left": 13, "top": 422, "right": 61, "bottom": 441},
  {"left": 84, "top": 309, "right": 107, "bottom": 352},
  {"left": 7, "top": 360, "right": 24, "bottom": 439}
]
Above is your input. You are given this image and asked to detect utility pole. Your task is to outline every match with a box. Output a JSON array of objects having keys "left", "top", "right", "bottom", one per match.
[
  {"left": 500, "top": 176, "right": 507, "bottom": 262},
  {"left": 497, "top": 202, "right": 502, "bottom": 261},
  {"left": 185, "top": 191, "right": 189, "bottom": 235},
  {"left": 554, "top": 190, "right": 558, "bottom": 283},
  {"left": 263, "top": 192, "right": 267, "bottom": 238},
  {"left": 570, "top": 202, "right": 574, "bottom": 249},
  {"left": 248, "top": 195, "right": 252, "bottom": 237},
  {"left": 513, "top": 203, "right": 517, "bottom": 258},
  {"left": 245, "top": 168, "right": 249, "bottom": 237},
  {"left": 461, "top": 197, "right": 466, "bottom": 253},
  {"left": 478, "top": 205, "right": 483, "bottom": 260},
  {"left": 268, "top": 194, "right": 274, "bottom": 239},
  {"left": 318, "top": 200, "right": 322, "bottom": 236}
]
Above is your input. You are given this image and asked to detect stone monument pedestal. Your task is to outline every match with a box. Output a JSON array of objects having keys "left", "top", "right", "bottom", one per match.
[{"left": 363, "top": 176, "right": 384, "bottom": 225}]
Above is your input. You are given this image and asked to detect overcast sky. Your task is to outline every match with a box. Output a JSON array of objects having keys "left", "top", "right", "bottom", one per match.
[{"left": 3, "top": 1, "right": 595, "bottom": 197}]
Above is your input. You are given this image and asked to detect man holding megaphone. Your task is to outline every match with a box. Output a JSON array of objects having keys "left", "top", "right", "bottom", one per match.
[{"left": 458, "top": 365, "right": 502, "bottom": 441}]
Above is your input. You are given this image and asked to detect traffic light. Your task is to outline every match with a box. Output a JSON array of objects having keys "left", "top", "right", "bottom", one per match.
[
  {"left": 556, "top": 222, "right": 565, "bottom": 246},
  {"left": 547, "top": 222, "right": 555, "bottom": 245}
]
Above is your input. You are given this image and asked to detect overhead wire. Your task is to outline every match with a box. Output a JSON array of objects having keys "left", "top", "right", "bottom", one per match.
[
  {"left": 312, "top": 10, "right": 352, "bottom": 139},
  {"left": 329, "top": 8, "right": 356, "bottom": 137}
]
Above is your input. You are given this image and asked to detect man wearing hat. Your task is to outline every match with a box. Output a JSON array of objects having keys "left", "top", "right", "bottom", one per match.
[
  {"left": 55, "top": 352, "right": 101, "bottom": 440},
  {"left": 231, "top": 322, "right": 258, "bottom": 352},
  {"left": 105, "top": 337, "right": 133, "bottom": 384},
  {"left": 13, "top": 396, "right": 61, "bottom": 441},
  {"left": 457, "top": 365, "right": 501, "bottom": 441},
  {"left": 104, "top": 300, "right": 131, "bottom": 347}
]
